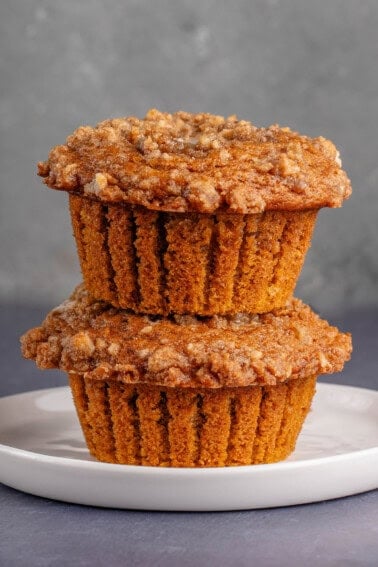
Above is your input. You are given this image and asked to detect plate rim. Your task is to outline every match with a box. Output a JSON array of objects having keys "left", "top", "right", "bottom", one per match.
[
  {"left": 1, "top": 382, "right": 377, "bottom": 510},
  {"left": 0, "top": 382, "right": 377, "bottom": 475}
]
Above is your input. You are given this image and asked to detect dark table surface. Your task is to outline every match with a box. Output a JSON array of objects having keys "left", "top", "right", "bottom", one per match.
[{"left": 1, "top": 303, "right": 377, "bottom": 567}]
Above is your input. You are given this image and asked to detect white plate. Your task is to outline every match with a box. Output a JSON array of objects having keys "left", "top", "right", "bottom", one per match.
[{"left": 0, "top": 383, "right": 377, "bottom": 511}]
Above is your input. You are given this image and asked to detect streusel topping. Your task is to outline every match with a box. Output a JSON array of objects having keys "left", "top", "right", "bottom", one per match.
[
  {"left": 21, "top": 284, "right": 352, "bottom": 388},
  {"left": 38, "top": 109, "right": 351, "bottom": 214}
]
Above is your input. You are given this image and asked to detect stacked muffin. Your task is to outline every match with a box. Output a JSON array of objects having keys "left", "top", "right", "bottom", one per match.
[{"left": 21, "top": 110, "right": 352, "bottom": 467}]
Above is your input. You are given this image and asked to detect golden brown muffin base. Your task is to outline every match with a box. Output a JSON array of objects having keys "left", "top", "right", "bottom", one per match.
[
  {"left": 69, "top": 373, "right": 317, "bottom": 467},
  {"left": 69, "top": 194, "right": 317, "bottom": 315}
]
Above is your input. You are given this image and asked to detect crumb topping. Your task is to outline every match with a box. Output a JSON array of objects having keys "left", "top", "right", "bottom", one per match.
[
  {"left": 38, "top": 109, "right": 351, "bottom": 214},
  {"left": 21, "top": 285, "right": 352, "bottom": 388}
]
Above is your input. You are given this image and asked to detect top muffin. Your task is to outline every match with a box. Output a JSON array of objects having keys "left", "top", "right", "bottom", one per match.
[{"left": 38, "top": 109, "right": 351, "bottom": 214}]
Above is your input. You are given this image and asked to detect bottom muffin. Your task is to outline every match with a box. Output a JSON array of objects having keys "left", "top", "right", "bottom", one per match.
[
  {"left": 69, "top": 373, "right": 316, "bottom": 467},
  {"left": 21, "top": 284, "right": 352, "bottom": 467}
]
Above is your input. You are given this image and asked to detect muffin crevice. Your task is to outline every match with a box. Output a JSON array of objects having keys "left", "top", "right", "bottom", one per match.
[
  {"left": 86, "top": 379, "right": 117, "bottom": 462},
  {"left": 252, "top": 384, "right": 288, "bottom": 464},
  {"left": 106, "top": 205, "right": 139, "bottom": 309},
  {"left": 194, "top": 394, "right": 206, "bottom": 466},
  {"left": 69, "top": 195, "right": 87, "bottom": 266},
  {"left": 82, "top": 199, "right": 116, "bottom": 304},
  {"left": 121, "top": 386, "right": 142, "bottom": 465},
  {"left": 102, "top": 206, "right": 118, "bottom": 298},
  {"left": 156, "top": 212, "right": 170, "bottom": 311},
  {"left": 156, "top": 390, "right": 172, "bottom": 466},
  {"left": 233, "top": 214, "right": 261, "bottom": 310},
  {"left": 134, "top": 209, "right": 164, "bottom": 313},
  {"left": 204, "top": 216, "right": 219, "bottom": 310},
  {"left": 270, "top": 217, "right": 289, "bottom": 287}
]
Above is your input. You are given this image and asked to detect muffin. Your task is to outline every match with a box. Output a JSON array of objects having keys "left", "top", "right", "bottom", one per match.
[
  {"left": 21, "top": 285, "right": 352, "bottom": 467},
  {"left": 38, "top": 110, "right": 351, "bottom": 315}
]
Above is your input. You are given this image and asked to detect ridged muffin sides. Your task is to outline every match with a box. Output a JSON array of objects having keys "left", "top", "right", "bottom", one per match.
[
  {"left": 69, "top": 373, "right": 317, "bottom": 467},
  {"left": 69, "top": 194, "right": 317, "bottom": 315}
]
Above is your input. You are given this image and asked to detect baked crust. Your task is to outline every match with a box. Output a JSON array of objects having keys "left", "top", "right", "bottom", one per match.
[
  {"left": 21, "top": 284, "right": 352, "bottom": 388},
  {"left": 38, "top": 109, "right": 351, "bottom": 214}
]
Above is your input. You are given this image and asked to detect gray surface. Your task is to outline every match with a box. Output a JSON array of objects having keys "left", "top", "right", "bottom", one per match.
[
  {"left": 0, "top": 488, "right": 377, "bottom": 567},
  {"left": 1, "top": 0, "right": 378, "bottom": 311},
  {"left": 1, "top": 305, "right": 377, "bottom": 566}
]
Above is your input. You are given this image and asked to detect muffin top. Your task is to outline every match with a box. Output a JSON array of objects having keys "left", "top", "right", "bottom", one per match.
[
  {"left": 38, "top": 109, "right": 351, "bottom": 214},
  {"left": 21, "top": 285, "right": 352, "bottom": 388}
]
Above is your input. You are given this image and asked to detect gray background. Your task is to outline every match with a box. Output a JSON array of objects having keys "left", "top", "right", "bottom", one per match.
[{"left": 1, "top": 0, "right": 378, "bottom": 313}]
